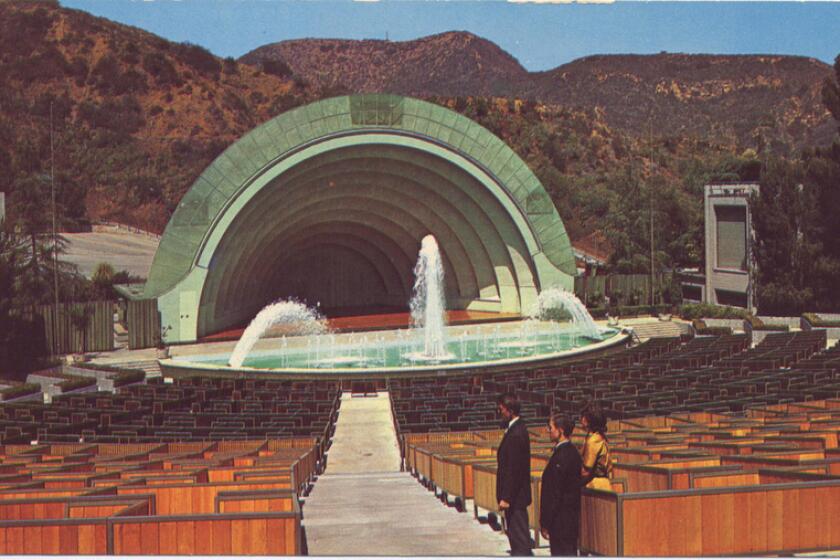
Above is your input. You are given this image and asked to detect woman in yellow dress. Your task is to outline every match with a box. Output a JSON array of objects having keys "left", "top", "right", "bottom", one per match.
[{"left": 580, "top": 406, "right": 613, "bottom": 491}]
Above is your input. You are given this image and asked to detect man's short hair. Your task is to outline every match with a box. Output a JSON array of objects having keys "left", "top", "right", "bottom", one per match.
[
  {"left": 497, "top": 393, "right": 521, "bottom": 416},
  {"left": 550, "top": 412, "right": 575, "bottom": 438}
]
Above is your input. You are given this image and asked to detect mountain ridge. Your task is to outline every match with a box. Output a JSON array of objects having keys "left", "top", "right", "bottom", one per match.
[
  {"left": 0, "top": 3, "right": 835, "bottom": 271},
  {"left": 242, "top": 32, "right": 834, "bottom": 150}
]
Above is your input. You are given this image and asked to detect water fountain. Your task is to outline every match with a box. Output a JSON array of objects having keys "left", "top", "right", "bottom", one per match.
[
  {"left": 167, "top": 237, "right": 626, "bottom": 376},
  {"left": 405, "top": 235, "right": 455, "bottom": 363},
  {"left": 534, "top": 287, "right": 603, "bottom": 339},
  {"left": 228, "top": 299, "right": 329, "bottom": 368}
]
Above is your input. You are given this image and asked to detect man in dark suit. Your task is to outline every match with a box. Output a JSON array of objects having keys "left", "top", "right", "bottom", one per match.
[
  {"left": 496, "top": 393, "right": 533, "bottom": 556},
  {"left": 539, "top": 413, "right": 582, "bottom": 556}
]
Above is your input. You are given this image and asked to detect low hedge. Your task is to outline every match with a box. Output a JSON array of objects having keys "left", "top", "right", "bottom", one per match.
[
  {"left": 588, "top": 307, "right": 608, "bottom": 319},
  {"left": 802, "top": 313, "right": 840, "bottom": 328},
  {"left": 679, "top": 303, "right": 750, "bottom": 321},
  {"left": 594, "top": 304, "right": 673, "bottom": 318},
  {"left": 747, "top": 316, "right": 790, "bottom": 332},
  {"left": 691, "top": 319, "right": 733, "bottom": 336},
  {"left": 697, "top": 326, "right": 733, "bottom": 335},
  {"left": 609, "top": 304, "right": 673, "bottom": 317},
  {"left": 0, "top": 383, "right": 41, "bottom": 401},
  {"left": 76, "top": 363, "right": 146, "bottom": 376},
  {"left": 57, "top": 376, "right": 97, "bottom": 392},
  {"left": 67, "top": 363, "right": 146, "bottom": 387},
  {"left": 112, "top": 370, "right": 146, "bottom": 387}
]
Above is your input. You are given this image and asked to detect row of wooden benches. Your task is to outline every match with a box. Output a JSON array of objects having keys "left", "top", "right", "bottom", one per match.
[
  {"left": 0, "top": 375, "right": 343, "bottom": 448},
  {"left": 388, "top": 332, "right": 836, "bottom": 433},
  {"left": 0, "top": 438, "right": 323, "bottom": 555},
  {"left": 401, "top": 398, "right": 840, "bottom": 556}
]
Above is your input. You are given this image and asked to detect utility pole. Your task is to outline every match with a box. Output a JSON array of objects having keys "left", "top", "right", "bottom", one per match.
[{"left": 50, "top": 101, "right": 60, "bottom": 356}]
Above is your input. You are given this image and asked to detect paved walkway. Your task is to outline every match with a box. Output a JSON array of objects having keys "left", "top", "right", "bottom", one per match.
[{"left": 303, "top": 392, "right": 511, "bottom": 556}]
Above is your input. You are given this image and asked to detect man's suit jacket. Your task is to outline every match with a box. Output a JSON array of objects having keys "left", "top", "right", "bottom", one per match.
[
  {"left": 539, "top": 441, "right": 582, "bottom": 539},
  {"left": 496, "top": 418, "right": 532, "bottom": 509}
]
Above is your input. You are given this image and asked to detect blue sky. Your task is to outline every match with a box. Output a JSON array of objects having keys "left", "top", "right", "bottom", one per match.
[{"left": 61, "top": 1, "right": 840, "bottom": 71}]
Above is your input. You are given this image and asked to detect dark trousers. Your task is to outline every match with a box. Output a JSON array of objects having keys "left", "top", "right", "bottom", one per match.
[
  {"left": 548, "top": 533, "right": 577, "bottom": 557},
  {"left": 547, "top": 509, "right": 579, "bottom": 557},
  {"left": 504, "top": 507, "right": 533, "bottom": 556}
]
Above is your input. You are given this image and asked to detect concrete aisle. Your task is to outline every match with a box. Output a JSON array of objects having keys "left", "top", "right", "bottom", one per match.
[{"left": 303, "top": 392, "right": 510, "bottom": 556}]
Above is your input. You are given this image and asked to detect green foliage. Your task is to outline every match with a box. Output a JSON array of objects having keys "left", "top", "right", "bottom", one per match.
[
  {"left": 679, "top": 303, "right": 750, "bottom": 320},
  {"left": 68, "top": 364, "right": 145, "bottom": 387},
  {"left": 142, "top": 52, "right": 180, "bottom": 86},
  {"left": 746, "top": 316, "right": 790, "bottom": 331},
  {"left": 77, "top": 96, "right": 145, "bottom": 134},
  {"left": 756, "top": 282, "right": 814, "bottom": 317},
  {"left": 611, "top": 304, "right": 672, "bottom": 317},
  {"left": 751, "top": 157, "right": 817, "bottom": 315},
  {"left": 0, "top": 7, "right": 53, "bottom": 57},
  {"left": 91, "top": 262, "right": 115, "bottom": 298},
  {"left": 112, "top": 369, "right": 146, "bottom": 386},
  {"left": 587, "top": 307, "right": 608, "bottom": 319},
  {"left": 89, "top": 54, "right": 121, "bottom": 92},
  {"left": 0, "top": 383, "right": 41, "bottom": 400},
  {"left": 541, "top": 307, "right": 572, "bottom": 322},
  {"left": 7, "top": 46, "right": 69, "bottom": 84},
  {"left": 822, "top": 55, "right": 840, "bottom": 129},
  {"left": 222, "top": 57, "right": 237, "bottom": 75},
  {"left": 261, "top": 59, "right": 293, "bottom": 78},
  {"left": 586, "top": 291, "right": 604, "bottom": 308},
  {"left": 802, "top": 313, "right": 840, "bottom": 328},
  {"left": 750, "top": 55, "right": 840, "bottom": 314},
  {"left": 67, "top": 303, "right": 93, "bottom": 354},
  {"left": 57, "top": 375, "right": 96, "bottom": 392},
  {"left": 692, "top": 320, "right": 733, "bottom": 336},
  {"left": 174, "top": 42, "right": 220, "bottom": 76}
]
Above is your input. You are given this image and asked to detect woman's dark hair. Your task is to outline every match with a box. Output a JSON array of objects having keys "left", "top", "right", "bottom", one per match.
[
  {"left": 549, "top": 412, "right": 575, "bottom": 438},
  {"left": 581, "top": 405, "right": 608, "bottom": 439},
  {"left": 497, "top": 393, "right": 521, "bottom": 416}
]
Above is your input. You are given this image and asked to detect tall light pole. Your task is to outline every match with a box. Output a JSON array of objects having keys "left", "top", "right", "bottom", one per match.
[
  {"left": 648, "top": 120, "right": 655, "bottom": 307},
  {"left": 50, "top": 101, "right": 60, "bottom": 356}
]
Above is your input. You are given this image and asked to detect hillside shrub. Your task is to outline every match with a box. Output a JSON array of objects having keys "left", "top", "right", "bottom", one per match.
[
  {"left": 120, "top": 42, "right": 140, "bottom": 66},
  {"left": 222, "top": 57, "right": 237, "bottom": 75},
  {"left": 0, "top": 7, "right": 53, "bottom": 57},
  {"left": 30, "top": 92, "right": 72, "bottom": 120},
  {"left": 262, "top": 59, "right": 293, "bottom": 78},
  {"left": 175, "top": 42, "right": 220, "bottom": 76},
  {"left": 68, "top": 56, "right": 88, "bottom": 86},
  {"left": 89, "top": 54, "right": 121, "bottom": 92},
  {"left": 78, "top": 96, "right": 145, "bottom": 134},
  {"left": 8, "top": 47, "right": 69, "bottom": 84},
  {"left": 142, "top": 52, "right": 179, "bottom": 86},
  {"left": 113, "top": 69, "right": 148, "bottom": 95}
]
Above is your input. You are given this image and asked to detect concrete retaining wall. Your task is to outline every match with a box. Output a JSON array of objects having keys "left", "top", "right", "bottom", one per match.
[{"left": 702, "top": 319, "right": 746, "bottom": 333}]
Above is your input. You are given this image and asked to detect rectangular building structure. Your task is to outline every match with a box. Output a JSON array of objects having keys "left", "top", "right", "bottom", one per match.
[{"left": 704, "top": 183, "right": 759, "bottom": 311}]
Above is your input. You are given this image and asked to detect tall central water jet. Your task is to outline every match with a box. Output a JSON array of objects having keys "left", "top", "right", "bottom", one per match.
[{"left": 409, "top": 234, "right": 449, "bottom": 359}]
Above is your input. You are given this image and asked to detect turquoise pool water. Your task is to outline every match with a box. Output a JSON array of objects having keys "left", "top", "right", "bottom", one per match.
[{"left": 184, "top": 324, "right": 620, "bottom": 372}]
